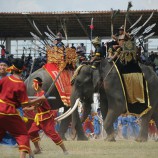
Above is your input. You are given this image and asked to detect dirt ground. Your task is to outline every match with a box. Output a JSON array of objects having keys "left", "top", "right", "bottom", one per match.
[{"left": 1, "top": 136, "right": 158, "bottom": 158}]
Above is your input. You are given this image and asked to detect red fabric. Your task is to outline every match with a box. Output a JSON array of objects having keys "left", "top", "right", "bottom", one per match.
[
  {"left": 29, "top": 117, "right": 62, "bottom": 145},
  {"left": 1, "top": 48, "right": 5, "bottom": 57},
  {"left": 0, "top": 75, "right": 30, "bottom": 153},
  {"left": 29, "top": 90, "right": 62, "bottom": 145},
  {"left": 83, "top": 119, "right": 94, "bottom": 133},
  {"left": 148, "top": 122, "right": 157, "bottom": 134},
  {"left": 52, "top": 110, "right": 58, "bottom": 118},
  {"left": 35, "top": 90, "right": 51, "bottom": 112},
  {"left": 24, "top": 111, "right": 40, "bottom": 143},
  {"left": 43, "top": 63, "right": 72, "bottom": 106},
  {"left": 0, "top": 115, "right": 30, "bottom": 153},
  {"left": 35, "top": 90, "right": 54, "bottom": 121},
  {"left": 0, "top": 75, "right": 28, "bottom": 115},
  {"left": 24, "top": 109, "right": 36, "bottom": 120},
  {"left": 89, "top": 25, "right": 94, "bottom": 30}
]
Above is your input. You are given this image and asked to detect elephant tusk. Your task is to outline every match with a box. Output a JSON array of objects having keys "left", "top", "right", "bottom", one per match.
[
  {"left": 54, "top": 108, "right": 72, "bottom": 121},
  {"left": 56, "top": 98, "right": 80, "bottom": 121}
]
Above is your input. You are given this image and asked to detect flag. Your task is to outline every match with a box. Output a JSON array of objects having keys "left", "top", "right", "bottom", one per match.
[
  {"left": 90, "top": 18, "right": 94, "bottom": 30},
  {"left": 90, "top": 25, "right": 94, "bottom": 30}
]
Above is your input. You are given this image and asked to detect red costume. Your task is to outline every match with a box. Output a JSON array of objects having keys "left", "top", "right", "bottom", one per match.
[
  {"left": 83, "top": 117, "right": 94, "bottom": 133},
  {"left": 148, "top": 120, "right": 157, "bottom": 136},
  {"left": 0, "top": 75, "right": 30, "bottom": 153},
  {"left": 23, "top": 108, "right": 40, "bottom": 143},
  {"left": 28, "top": 90, "right": 63, "bottom": 145}
]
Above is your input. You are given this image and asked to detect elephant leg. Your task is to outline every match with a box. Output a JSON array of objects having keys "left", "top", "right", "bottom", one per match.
[
  {"left": 71, "top": 99, "right": 93, "bottom": 141},
  {"left": 100, "top": 91, "right": 108, "bottom": 120},
  {"left": 77, "top": 100, "right": 92, "bottom": 140},
  {"left": 59, "top": 107, "right": 71, "bottom": 141},
  {"left": 103, "top": 109, "right": 121, "bottom": 142},
  {"left": 103, "top": 96, "right": 124, "bottom": 142},
  {"left": 76, "top": 115, "right": 88, "bottom": 141},
  {"left": 81, "top": 101, "right": 91, "bottom": 123},
  {"left": 136, "top": 111, "right": 152, "bottom": 142},
  {"left": 71, "top": 107, "right": 88, "bottom": 141}
]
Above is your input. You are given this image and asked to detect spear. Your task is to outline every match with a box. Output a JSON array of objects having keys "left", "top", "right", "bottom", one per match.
[
  {"left": 32, "top": 20, "right": 50, "bottom": 46},
  {"left": 26, "top": 57, "right": 36, "bottom": 89},
  {"left": 131, "top": 12, "right": 154, "bottom": 39},
  {"left": 60, "top": 19, "right": 68, "bottom": 44},
  {"left": 111, "top": 9, "right": 120, "bottom": 36},
  {"left": 128, "top": 15, "right": 143, "bottom": 31},
  {"left": 142, "top": 23, "right": 156, "bottom": 34},
  {"left": 30, "top": 32, "right": 46, "bottom": 47},
  {"left": 47, "top": 25, "right": 57, "bottom": 38},
  {"left": 124, "top": 1, "right": 133, "bottom": 34},
  {"left": 44, "top": 70, "right": 63, "bottom": 98}
]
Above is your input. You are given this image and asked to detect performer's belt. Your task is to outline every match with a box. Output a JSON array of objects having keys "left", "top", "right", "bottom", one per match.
[
  {"left": 34, "top": 110, "right": 50, "bottom": 125},
  {"left": 0, "top": 99, "right": 15, "bottom": 107}
]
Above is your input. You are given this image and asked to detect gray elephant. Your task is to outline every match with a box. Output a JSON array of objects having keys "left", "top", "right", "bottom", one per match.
[
  {"left": 25, "top": 67, "right": 88, "bottom": 140},
  {"left": 70, "top": 59, "right": 158, "bottom": 142}
]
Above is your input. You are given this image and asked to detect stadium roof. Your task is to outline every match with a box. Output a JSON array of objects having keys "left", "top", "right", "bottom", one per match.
[{"left": 0, "top": 10, "right": 157, "bottom": 38}]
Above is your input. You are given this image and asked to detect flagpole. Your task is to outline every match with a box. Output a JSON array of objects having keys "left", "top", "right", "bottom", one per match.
[{"left": 90, "top": 18, "right": 94, "bottom": 51}]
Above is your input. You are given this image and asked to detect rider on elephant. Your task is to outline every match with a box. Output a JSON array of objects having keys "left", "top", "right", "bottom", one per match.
[
  {"left": 76, "top": 46, "right": 87, "bottom": 67},
  {"left": 108, "top": 25, "right": 131, "bottom": 62},
  {"left": 90, "top": 36, "right": 105, "bottom": 68},
  {"left": 53, "top": 32, "right": 65, "bottom": 48}
]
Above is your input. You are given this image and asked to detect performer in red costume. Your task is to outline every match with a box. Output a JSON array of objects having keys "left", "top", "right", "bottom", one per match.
[
  {"left": 83, "top": 115, "right": 94, "bottom": 138},
  {"left": 28, "top": 77, "right": 68, "bottom": 155},
  {"left": 0, "top": 58, "right": 45, "bottom": 158},
  {"left": 23, "top": 105, "right": 41, "bottom": 154}
]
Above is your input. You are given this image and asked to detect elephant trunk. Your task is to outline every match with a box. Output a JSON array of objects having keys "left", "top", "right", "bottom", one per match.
[
  {"left": 70, "top": 87, "right": 86, "bottom": 139},
  {"left": 80, "top": 101, "right": 92, "bottom": 123}
]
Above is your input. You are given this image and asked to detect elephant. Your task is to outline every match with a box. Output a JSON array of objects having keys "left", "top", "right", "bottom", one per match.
[
  {"left": 25, "top": 67, "right": 88, "bottom": 140},
  {"left": 70, "top": 59, "right": 158, "bottom": 142}
]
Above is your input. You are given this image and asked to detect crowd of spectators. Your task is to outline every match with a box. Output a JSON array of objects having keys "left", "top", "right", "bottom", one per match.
[
  {"left": 77, "top": 110, "right": 158, "bottom": 140},
  {"left": 0, "top": 52, "right": 47, "bottom": 80},
  {"left": 1, "top": 42, "right": 158, "bottom": 81},
  {"left": 138, "top": 51, "right": 158, "bottom": 75}
]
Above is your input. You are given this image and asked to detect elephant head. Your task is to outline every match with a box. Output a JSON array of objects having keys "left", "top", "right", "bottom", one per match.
[{"left": 70, "top": 64, "right": 102, "bottom": 140}]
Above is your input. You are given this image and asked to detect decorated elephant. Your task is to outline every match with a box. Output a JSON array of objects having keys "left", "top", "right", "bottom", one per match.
[
  {"left": 25, "top": 67, "right": 88, "bottom": 140},
  {"left": 70, "top": 59, "right": 158, "bottom": 142}
]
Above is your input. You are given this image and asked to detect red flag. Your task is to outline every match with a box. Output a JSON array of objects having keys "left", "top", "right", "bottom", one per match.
[
  {"left": 90, "top": 25, "right": 94, "bottom": 30},
  {"left": 90, "top": 18, "right": 94, "bottom": 30}
]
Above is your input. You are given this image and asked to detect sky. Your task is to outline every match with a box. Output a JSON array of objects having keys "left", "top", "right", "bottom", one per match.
[
  {"left": 0, "top": 0, "right": 158, "bottom": 12},
  {"left": 1, "top": 0, "right": 158, "bottom": 55}
]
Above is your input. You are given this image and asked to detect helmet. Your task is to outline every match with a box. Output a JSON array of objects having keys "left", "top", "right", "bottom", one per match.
[
  {"left": 55, "top": 32, "right": 63, "bottom": 40},
  {"left": 92, "top": 37, "right": 101, "bottom": 45}
]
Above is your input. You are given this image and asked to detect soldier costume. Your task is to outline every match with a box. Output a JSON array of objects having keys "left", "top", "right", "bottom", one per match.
[
  {"left": 28, "top": 77, "right": 68, "bottom": 155},
  {"left": 0, "top": 58, "right": 45, "bottom": 158},
  {"left": 108, "top": 25, "right": 130, "bottom": 62},
  {"left": 91, "top": 37, "right": 104, "bottom": 68},
  {"left": 53, "top": 32, "right": 65, "bottom": 48}
]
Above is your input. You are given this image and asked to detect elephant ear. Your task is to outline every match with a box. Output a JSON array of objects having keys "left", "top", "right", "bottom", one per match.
[{"left": 92, "top": 69, "right": 100, "bottom": 90}]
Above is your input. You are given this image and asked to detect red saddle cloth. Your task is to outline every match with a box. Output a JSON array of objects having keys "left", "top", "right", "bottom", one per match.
[{"left": 43, "top": 63, "right": 73, "bottom": 107}]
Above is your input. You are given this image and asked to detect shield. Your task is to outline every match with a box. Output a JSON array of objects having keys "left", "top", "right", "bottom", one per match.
[{"left": 120, "top": 40, "right": 137, "bottom": 64}]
